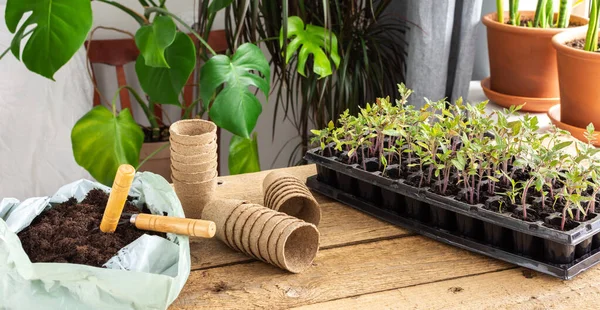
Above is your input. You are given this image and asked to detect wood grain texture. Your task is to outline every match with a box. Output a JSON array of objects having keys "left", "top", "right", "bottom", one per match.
[
  {"left": 295, "top": 266, "right": 600, "bottom": 310},
  {"left": 189, "top": 165, "right": 410, "bottom": 270},
  {"left": 172, "top": 237, "right": 511, "bottom": 309}
]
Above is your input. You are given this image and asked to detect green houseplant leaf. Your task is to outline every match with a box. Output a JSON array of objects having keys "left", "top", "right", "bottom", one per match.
[
  {"left": 71, "top": 106, "right": 144, "bottom": 186},
  {"left": 136, "top": 32, "right": 197, "bottom": 105},
  {"left": 135, "top": 15, "right": 177, "bottom": 68},
  {"left": 228, "top": 133, "right": 261, "bottom": 175},
  {"left": 5, "top": 0, "right": 93, "bottom": 79},
  {"left": 199, "top": 42, "right": 270, "bottom": 138},
  {"left": 279, "top": 16, "right": 341, "bottom": 78}
]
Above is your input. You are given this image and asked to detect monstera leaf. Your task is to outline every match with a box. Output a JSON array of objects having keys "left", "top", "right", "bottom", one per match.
[
  {"left": 135, "top": 16, "right": 177, "bottom": 68},
  {"left": 228, "top": 133, "right": 261, "bottom": 175},
  {"left": 280, "top": 16, "right": 341, "bottom": 78},
  {"left": 71, "top": 106, "right": 144, "bottom": 186},
  {"left": 199, "top": 43, "right": 270, "bottom": 138},
  {"left": 5, "top": 0, "right": 93, "bottom": 80},
  {"left": 136, "top": 32, "right": 197, "bottom": 105}
]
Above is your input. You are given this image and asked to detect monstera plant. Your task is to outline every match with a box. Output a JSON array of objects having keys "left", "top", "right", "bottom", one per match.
[{"left": 1, "top": 0, "right": 270, "bottom": 185}]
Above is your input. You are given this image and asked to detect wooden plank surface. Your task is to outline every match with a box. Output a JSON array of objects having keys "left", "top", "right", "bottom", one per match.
[
  {"left": 295, "top": 266, "right": 600, "bottom": 310},
  {"left": 189, "top": 165, "right": 410, "bottom": 270},
  {"left": 175, "top": 165, "right": 600, "bottom": 309},
  {"left": 173, "top": 237, "right": 511, "bottom": 309}
]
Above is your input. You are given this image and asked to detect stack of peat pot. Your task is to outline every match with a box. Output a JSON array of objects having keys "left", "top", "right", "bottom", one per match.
[{"left": 170, "top": 119, "right": 218, "bottom": 219}]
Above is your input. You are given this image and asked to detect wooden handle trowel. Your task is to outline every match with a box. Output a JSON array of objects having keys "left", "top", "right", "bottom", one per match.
[{"left": 99, "top": 164, "right": 216, "bottom": 238}]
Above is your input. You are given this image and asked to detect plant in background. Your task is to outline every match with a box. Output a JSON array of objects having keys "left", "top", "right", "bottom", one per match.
[
  {"left": 224, "top": 0, "right": 409, "bottom": 166},
  {"left": 2, "top": 0, "right": 270, "bottom": 184},
  {"left": 498, "top": 0, "right": 580, "bottom": 28},
  {"left": 585, "top": 0, "right": 600, "bottom": 51}
]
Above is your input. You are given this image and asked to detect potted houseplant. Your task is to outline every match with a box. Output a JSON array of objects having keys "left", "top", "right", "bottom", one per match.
[
  {"left": 481, "top": 0, "right": 587, "bottom": 112},
  {"left": 1, "top": 0, "right": 270, "bottom": 186},
  {"left": 305, "top": 84, "right": 600, "bottom": 279},
  {"left": 549, "top": 0, "right": 600, "bottom": 145}
]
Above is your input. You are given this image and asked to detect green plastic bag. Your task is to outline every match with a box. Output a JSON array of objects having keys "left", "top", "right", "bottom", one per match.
[{"left": 0, "top": 172, "right": 190, "bottom": 309}]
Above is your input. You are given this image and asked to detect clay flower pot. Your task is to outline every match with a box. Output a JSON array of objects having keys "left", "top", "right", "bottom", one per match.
[
  {"left": 482, "top": 12, "right": 587, "bottom": 112},
  {"left": 552, "top": 28, "right": 600, "bottom": 133}
]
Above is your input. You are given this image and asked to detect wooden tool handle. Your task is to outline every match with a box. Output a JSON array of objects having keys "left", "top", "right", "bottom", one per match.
[
  {"left": 133, "top": 214, "right": 216, "bottom": 238},
  {"left": 100, "top": 164, "right": 136, "bottom": 233}
]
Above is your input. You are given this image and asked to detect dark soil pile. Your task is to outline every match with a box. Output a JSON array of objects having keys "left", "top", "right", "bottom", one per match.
[
  {"left": 566, "top": 38, "right": 600, "bottom": 51},
  {"left": 18, "top": 189, "right": 164, "bottom": 267}
]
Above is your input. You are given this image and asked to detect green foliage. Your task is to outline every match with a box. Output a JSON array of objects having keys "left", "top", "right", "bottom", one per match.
[
  {"left": 136, "top": 32, "right": 197, "bottom": 105},
  {"left": 5, "top": 0, "right": 93, "bottom": 79},
  {"left": 311, "top": 83, "right": 600, "bottom": 231},
  {"left": 71, "top": 106, "right": 144, "bottom": 186},
  {"left": 500, "top": 0, "right": 576, "bottom": 28},
  {"left": 3, "top": 0, "right": 271, "bottom": 183},
  {"left": 280, "top": 16, "right": 341, "bottom": 78},
  {"left": 585, "top": 0, "right": 600, "bottom": 52},
  {"left": 228, "top": 0, "right": 409, "bottom": 166},
  {"left": 229, "top": 133, "right": 261, "bottom": 175},
  {"left": 135, "top": 16, "right": 177, "bottom": 68},
  {"left": 200, "top": 43, "right": 271, "bottom": 139}
]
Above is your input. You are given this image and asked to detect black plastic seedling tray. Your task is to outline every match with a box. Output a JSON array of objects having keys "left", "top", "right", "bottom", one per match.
[{"left": 305, "top": 149, "right": 600, "bottom": 280}]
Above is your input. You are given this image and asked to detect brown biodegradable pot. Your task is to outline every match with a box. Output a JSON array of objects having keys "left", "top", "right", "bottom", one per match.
[
  {"left": 202, "top": 199, "right": 249, "bottom": 242},
  {"left": 552, "top": 28, "right": 600, "bottom": 130},
  {"left": 169, "top": 119, "right": 217, "bottom": 145},
  {"left": 241, "top": 207, "right": 272, "bottom": 258},
  {"left": 249, "top": 211, "right": 280, "bottom": 260},
  {"left": 138, "top": 141, "right": 172, "bottom": 182},
  {"left": 267, "top": 218, "right": 301, "bottom": 268},
  {"left": 276, "top": 194, "right": 321, "bottom": 226},
  {"left": 275, "top": 222, "right": 320, "bottom": 273},
  {"left": 172, "top": 173, "right": 217, "bottom": 192},
  {"left": 171, "top": 168, "right": 217, "bottom": 183},
  {"left": 269, "top": 188, "right": 312, "bottom": 212},
  {"left": 231, "top": 204, "right": 263, "bottom": 255},
  {"left": 224, "top": 204, "right": 253, "bottom": 251},
  {"left": 170, "top": 139, "right": 218, "bottom": 156},
  {"left": 482, "top": 12, "right": 587, "bottom": 107},
  {"left": 263, "top": 171, "right": 301, "bottom": 194},
  {"left": 257, "top": 214, "right": 289, "bottom": 265},
  {"left": 170, "top": 148, "right": 217, "bottom": 164},
  {"left": 265, "top": 181, "right": 311, "bottom": 209},
  {"left": 171, "top": 158, "right": 218, "bottom": 173},
  {"left": 178, "top": 194, "right": 213, "bottom": 219}
]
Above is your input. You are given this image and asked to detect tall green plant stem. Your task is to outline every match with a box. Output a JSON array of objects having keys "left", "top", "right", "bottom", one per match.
[
  {"left": 557, "top": 0, "right": 570, "bottom": 27},
  {"left": 497, "top": 0, "right": 504, "bottom": 22},
  {"left": 585, "top": 0, "right": 600, "bottom": 51},
  {"left": 509, "top": 0, "right": 520, "bottom": 25}
]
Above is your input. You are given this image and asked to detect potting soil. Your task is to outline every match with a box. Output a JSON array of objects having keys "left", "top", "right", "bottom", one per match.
[{"left": 17, "top": 189, "right": 164, "bottom": 267}]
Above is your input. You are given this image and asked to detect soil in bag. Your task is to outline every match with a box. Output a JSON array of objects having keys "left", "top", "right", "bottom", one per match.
[{"left": 17, "top": 189, "right": 165, "bottom": 268}]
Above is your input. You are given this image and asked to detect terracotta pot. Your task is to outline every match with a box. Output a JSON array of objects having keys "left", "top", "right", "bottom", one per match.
[
  {"left": 138, "top": 141, "right": 171, "bottom": 183},
  {"left": 482, "top": 12, "right": 587, "bottom": 108},
  {"left": 552, "top": 28, "right": 600, "bottom": 130}
]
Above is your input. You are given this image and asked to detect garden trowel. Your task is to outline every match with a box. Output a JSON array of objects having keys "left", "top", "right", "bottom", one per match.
[{"left": 99, "top": 164, "right": 216, "bottom": 238}]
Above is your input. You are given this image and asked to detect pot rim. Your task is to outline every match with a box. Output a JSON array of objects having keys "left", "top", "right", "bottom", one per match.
[
  {"left": 482, "top": 11, "right": 588, "bottom": 37},
  {"left": 552, "top": 28, "right": 600, "bottom": 61}
]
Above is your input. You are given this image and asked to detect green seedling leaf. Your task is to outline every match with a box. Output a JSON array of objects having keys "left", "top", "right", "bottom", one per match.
[
  {"left": 136, "top": 32, "right": 196, "bottom": 105},
  {"left": 6, "top": 0, "right": 93, "bottom": 80},
  {"left": 135, "top": 16, "right": 177, "bottom": 68},
  {"left": 552, "top": 141, "right": 573, "bottom": 152},
  {"left": 279, "top": 16, "right": 341, "bottom": 78},
  {"left": 71, "top": 106, "right": 144, "bottom": 186},
  {"left": 229, "top": 133, "right": 261, "bottom": 175},
  {"left": 200, "top": 43, "right": 270, "bottom": 138}
]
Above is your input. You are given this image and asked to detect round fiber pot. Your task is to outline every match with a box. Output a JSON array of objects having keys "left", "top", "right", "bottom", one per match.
[
  {"left": 482, "top": 12, "right": 587, "bottom": 108},
  {"left": 552, "top": 28, "right": 600, "bottom": 130},
  {"left": 170, "top": 139, "right": 217, "bottom": 156},
  {"left": 170, "top": 119, "right": 217, "bottom": 145},
  {"left": 171, "top": 149, "right": 217, "bottom": 165}
]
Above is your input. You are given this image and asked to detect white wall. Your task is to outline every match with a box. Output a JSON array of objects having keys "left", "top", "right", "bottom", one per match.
[{"left": 90, "top": 1, "right": 299, "bottom": 175}]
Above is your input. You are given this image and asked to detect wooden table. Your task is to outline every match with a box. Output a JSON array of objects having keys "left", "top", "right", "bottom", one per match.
[{"left": 171, "top": 165, "right": 600, "bottom": 309}]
